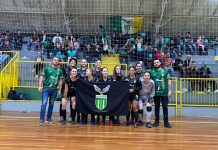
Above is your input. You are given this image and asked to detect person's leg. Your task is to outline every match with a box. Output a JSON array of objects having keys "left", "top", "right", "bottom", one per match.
[
  {"left": 132, "top": 100, "right": 139, "bottom": 128},
  {"left": 161, "top": 96, "right": 172, "bottom": 128},
  {"left": 153, "top": 96, "right": 160, "bottom": 127},
  {"left": 39, "top": 88, "right": 49, "bottom": 125},
  {"left": 46, "top": 88, "right": 57, "bottom": 122},
  {"left": 145, "top": 102, "right": 152, "bottom": 128},
  {"left": 70, "top": 97, "right": 76, "bottom": 125},
  {"left": 60, "top": 98, "right": 67, "bottom": 124}
]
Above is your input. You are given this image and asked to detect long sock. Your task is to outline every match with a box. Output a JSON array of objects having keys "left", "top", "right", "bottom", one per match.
[
  {"left": 77, "top": 112, "right": 80, "bottom": 123},
  {"left": 70, "top": 104, "right": 72, "bottom": 118},
  {"left": 84, "top": 114, "right": 88, "bottom": 123},
  {"left": 102, "top": 115, "right": 106, "bottom": 122},
  {"left": 91, "top": 114, "right": 95, "bottom": 123},
  {"left": 71, "top": 109, "right": 76, "bottom": 121},
  {"left": 146, "top": 111, "right": 152, "bottom": 123},
  {"left": 134, "top": 111, "right": 139, "bottom": 123},
  {"left": 131, "top": 110, "right": 134, "bottom": 121},
  {"left": 126, "top": 111, "right": 130, "bottom": 122},
  {"left": 59, "top": 104, "right": 63, "bottom": 117},
  {"left": 62, "top": 109, "right": 66, "bottom": 121}
]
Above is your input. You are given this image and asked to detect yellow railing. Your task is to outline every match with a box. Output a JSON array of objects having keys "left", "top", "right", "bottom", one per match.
[
  {"left": 3, "top": 58, "right": 218, "bottom": 117},
  {"left": 0, "top": 51, "right": 20, "bottom": 99},
  {"left": 179, "top": 78, "right": 218, "bottom": 116}
]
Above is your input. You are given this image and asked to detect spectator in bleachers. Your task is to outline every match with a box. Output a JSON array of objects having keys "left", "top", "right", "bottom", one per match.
[
  {"left": 174, "top": 53, "right": 183, "bottom": 72},
  {"left": 62, "top": 35, "right": 70, "bottom": 50},
  {"left": 14, "top": 30, "right": 23, "bottom": 51},
  {"left": 154, "top": 34, "right": 164, "bottom": 49},
  {"left": 3, "top": 40, "right": 12, "bottom": 51},
  {"left": 54, "top": 43, "right": 66, "bottom": 61},
  {"left": 67, "top": 44, "right": 78, "bottom": 61},
  {"left": 39, "top": 30, "right": 47, "bottom": 51},
  {"left": 197, "top": 61, "right": 213, "bottom": 92},
  {"left": 144, "top": 44, "right": 155, "bottom": 70},
  {"left": 197, "top": 36, "right": 206, "bottom": 54},
  {"left": 154, "top": 48, "right": 163, "bottom": 61},
  {"left": 43, "top": 36, "right": 53, "bottom": 59},
  {"left": 85, "top": 44, "right": 99, "bottom": 63},
  {"left": 93, "top": 32, "right": 101, "bottom": 46},
  {"left": 83, "top": 31, "right": 93, "bottom": 47},
  {"left": 185, "top": 32, "right": 196, "bottom": 54},
  {"left": 187, "top": 61, "right": 198, "bottom": 92},
  {"left": 0, "top": 32, "right": 3, "bottom": 49},
  {"left": 52, "top": 32, "right": 63, "bottom": 46},
  {"left": 102, "top": 39, "right": 109, "bottom": 56},
  {"left": 27, "top": 30, "right": 39, "bottom": 51},
  {"left": 184, "top": 54, "right": 192, "bottom": 67},
  {"left": 213, "top": 36, "right": 218, "bottom": 56},
  {"left": 162, "top": 52, "right": 174, "bottom": 76},
  {"left": 33, "top": 51, "right": 44, "bottom": 79}
]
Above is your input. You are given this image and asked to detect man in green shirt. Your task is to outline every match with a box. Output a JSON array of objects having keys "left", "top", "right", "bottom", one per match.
[
  {"left": 38, "top": 56, "right": 63, "bottom": 126},
  {"left": 150, "top": 59, "right": 172, "bottom": 128}
]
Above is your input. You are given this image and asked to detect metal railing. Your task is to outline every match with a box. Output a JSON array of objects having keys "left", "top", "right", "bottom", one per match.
[{"left": 0, "top": 51, "right": 20, "bottom": 99}]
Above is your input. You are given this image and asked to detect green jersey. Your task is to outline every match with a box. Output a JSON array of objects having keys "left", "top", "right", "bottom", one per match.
[
  {"left": 41, "top": 65, "right": 63, "bottom": 88},
  {"left": 150, "top": 68, "right": 170, "bottom": 96}
]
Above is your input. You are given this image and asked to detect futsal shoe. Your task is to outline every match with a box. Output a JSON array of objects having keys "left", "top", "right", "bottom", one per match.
[
  {"left": 164, "top": 122, "right": 172, "bottom": 128},
  {"left": 60, "top": 120, "right": 67, "bottom": 125},
  {"left": 39, "top": 120, "right": 44, "bottom": 126},
  {"left": 134, "top": 122, "right": 139, "bottom": 128},
  {"left": 146, "top": 122, "right": 152, "bottom": 128},
  {"left": 153, "top": 121, "right": 159, "bottom": 127},
  {"left": 45, "top": 119, "right": 55, "bottom": 124}
]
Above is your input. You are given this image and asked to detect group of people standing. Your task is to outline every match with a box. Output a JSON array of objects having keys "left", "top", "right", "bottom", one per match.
[{"left": 38, "top": 56, "right": 172, "bottom": 128}]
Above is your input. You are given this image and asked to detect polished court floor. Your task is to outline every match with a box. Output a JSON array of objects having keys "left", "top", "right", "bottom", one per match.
[{"left": 0, "top": 111, "right": 218, "bottom": 150}]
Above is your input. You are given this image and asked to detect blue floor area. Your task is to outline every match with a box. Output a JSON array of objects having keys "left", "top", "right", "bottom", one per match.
[{"left": 1, "top": 100, "right": 218, "bottom": 117}]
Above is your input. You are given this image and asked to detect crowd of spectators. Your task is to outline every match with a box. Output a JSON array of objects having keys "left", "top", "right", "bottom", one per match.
[{"left": 0, "top": 29, "right": 217, "bottom": 78}]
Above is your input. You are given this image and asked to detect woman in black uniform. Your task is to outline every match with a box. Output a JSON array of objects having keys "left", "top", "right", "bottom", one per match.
[
  {"left": 112, "top": 65, "right": 126, "bottom": 124},
  {"left": 125, "top": 66, "right": 142, "bottom": 128},
  {"left": 97, "top": 67, "right": 113, "bottom": 125},
  {"left": 61, "top": 67, "right": 78, "bottom": 125}
]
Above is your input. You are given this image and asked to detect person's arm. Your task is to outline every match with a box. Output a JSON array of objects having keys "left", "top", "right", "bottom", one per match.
[
  {"left": 63, "top": 83, "right": 68, "bottom": 99},
  {"left": 58, "top": 78, "right": 63, "bottom": 95},
  {"left": 38, "top": 76, "right": 44, "bottom": 92},
  {"left": 168, "top": 76, "right": 172, "bottom": 97},
  {"left": 150, "top": 81, "right": 155, "bottom": 98}
]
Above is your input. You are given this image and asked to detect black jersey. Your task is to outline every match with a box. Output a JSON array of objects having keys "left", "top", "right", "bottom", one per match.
[
  {"left": 78, "top": 68, "right": 87, "bottom": 80},
  {"left": 126, "top": 76, "right": 142, "bottom": 100},
  {"left": 97, "top": 76, "right": 113, "bottom": 82},
  {"left": 65, "top": 77, "right": 77, "bottom": 97},
  {"left": 84, "top": 76, "right": 97, "bottom": 82},
  {"left": 93, "top": 68, "right": 101, "bottom": 80}
]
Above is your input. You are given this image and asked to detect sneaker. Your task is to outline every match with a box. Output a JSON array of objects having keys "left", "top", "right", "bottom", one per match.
[
  {"left": 138, "top": 120, "right": 144, "bottom": 126},
  {"left": 60, "top": 120, "right": 67, "bottom": 125},
  {"left": 45, "top": 119, "right": 55, "bottom": 124},
  {"left": 80, "top": 121, "right": 84, "bottom": 125},
  {"left": 39, "top": 120, "right": 44, "bottom": 126},
  {"left": 134, "top": 122, "right": 139, "bottom": 128},
  {"left": 126, "top": 121, "right": 132, "bottom": 126},
  {"left": 70, "top": 120, "right": 76, "bottom": 125},
  {"left": 153, "top": 121, "right": 159, "bottom": 127},
  {"left": 146, "top": 122, "right": 152, "bottom": 128},
  {"left": 90, "top": 122, "right": 95, "bottom": 126},
  {"left": 164, "top": 122, "right": 172, "bottom": 128}
]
